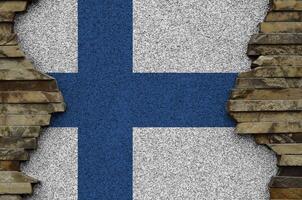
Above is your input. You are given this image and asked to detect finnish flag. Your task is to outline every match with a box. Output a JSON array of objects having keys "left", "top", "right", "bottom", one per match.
[{"left": 18, "top": 0, "right": 276, "bottom": 199}]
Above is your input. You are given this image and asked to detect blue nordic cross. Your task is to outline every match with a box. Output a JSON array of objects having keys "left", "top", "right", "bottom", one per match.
[{"left": 49, "top": 1, "right": 237, "bottom": 199}]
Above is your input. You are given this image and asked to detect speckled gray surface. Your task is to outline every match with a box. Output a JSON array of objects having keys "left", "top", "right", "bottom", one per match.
[
  {"left": 22, "top": 128, "right": 78, "bottom": 200},
  {"left": 134, "top": 0, "right": 270, "bottom": 73},
  {"left": 133, "top": 128, "right": 277, "bottom": 200},
  {"left": 15, "top": 0, "right": 78, "bottom": 73}
]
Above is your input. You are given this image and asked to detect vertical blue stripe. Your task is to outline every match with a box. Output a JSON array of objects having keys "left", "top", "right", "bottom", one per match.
[{"left": 78, "top": 0, "right": 133, "bottom": 199}]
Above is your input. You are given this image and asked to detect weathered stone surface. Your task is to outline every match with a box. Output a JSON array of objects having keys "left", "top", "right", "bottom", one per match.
[
  {"left": 231, "top": 88, "right": 302, "bottom": 100},
  {"left": 270, "top": 188, "right": 302, "bottom": 199},
  {"left": 270, "top": 176, "right": 302, "bottom": 188},
  {"left": 0, "top": 45, "right": 23, "bottom": 57},
  {"left": 248, "top": 44, "right": 302, "bottom": 56},
  {"left": 0, "top": 59, "right": 33, "bottom": 69},
  {"left": 0, "top": 69, "right": 54, "bottom": 80},
  {"left": 239, "top": 66, "right": 302, "bottom": 78},
  {"left": 0, "top": 103, "right": 65, "bottom": 114},
  {"left": 0, "top": 80, "right": 59, "bottom": 91},
  {"left": 0, "top": 1, "right": 27, "bottom": 12},
  {"left": 0, "top": 171, "right": 38, "bottom": 183},
  {"left": 0, "top": 148, "right": 28, "bottom": 161},
  {"left": 229, "top": 100, "right": 302, "bottom": 112},
  {"left": 278, "top": 167, "right": 302, "bottom": 177},
  {"left": 0, "top": 137, "right": 36, "bottom": 149},
  {"left": 230, "top": 112, "right": 302, "bottom": 122},
  {"left": 252, "top": 56, "right": 302, "bottom": 67},
  {"left": 236, "top": 122, "right": 302, "bottom": 134},
  {"left": 250, "top": 34, "right": 302, "bottom": 45},
  {"left": 0, "top": 12, "right": 14, "bottom": 22},
  {"left": 229, "top": 100, "right": 302, "bottom": 111},
  {"left": 0, "top": 195, "right": 21, "bottom": 200},
  {"left": 0, "top": 34, "right": 16, "bottom": 45},
  {"left": 0, "top": 126, "right": 40, "bottom": 138},
  {"left": 0, "top": 91, "right": 63, "bottom": 103},
  {"left": 0, "top": 115, "right": 50, "bottom": 126},
  {"left": 228, "top": 100, "right": 302, "bottom": 112},
  {"left": 0, "top": 183, "right": 32, "bottom": 194},
  {"left": 261, "top": 22, "right": 302, "bottom": 33},
  {"left": 255, "top": 134, "right": 302, "bottom": 144},
  {"left": 0, "top": 161, "right": 19, "bottom": 171},
  {"left": 279, "top": 155, "right": 302, "bottom": 166},
  {"left": 266, "top": 11, "right": 302, "bottom": 22},
  {"left": 0, "top": 23, "right": 13, "bottom": 35},
  {"left": 272, "top": 0, "right": 302, "bottom": 11},
  {"left": 269, "top": 144, "right": 302, "bottom": 155},
  {"left": 236, "top": 78, "right": 302, "bottom": 89}
]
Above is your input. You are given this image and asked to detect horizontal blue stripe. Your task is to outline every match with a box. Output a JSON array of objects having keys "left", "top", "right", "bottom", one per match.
[
  {"left": 51, "top": 73, "right": 237, "bottom": 128},
  {"left": 131, "top": 73, "right": 236, "bottom": 127}
]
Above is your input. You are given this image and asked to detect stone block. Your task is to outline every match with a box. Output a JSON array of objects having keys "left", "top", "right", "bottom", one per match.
[
  {"left": 255, "top": 134, "right": 302, "bottom": 144},
  {"left": 236, "top": 122, "right": 302, "bottom": 134},
  {"left": 266, "top": 11, "right": 302, "bottom": 22},
  {"left": 229, "top": 100, "right": 302, "bottom": 112},
  {"left": 250, "top": 34, "right": 302, "bottom": 44},
  {"left": 231, "top": 88, "right": 302, "bottom": 100},
  {"left": 0, "top": 69, "right": 53, "bottom": 80},
  {"left": 0, "top": 1, "right": 27, "bottom": 12},
  {"left": 0, "top": 34, "right": 16, "bottom": 45},
  {"left": 0, "top": 80, "right": 59, "bottom": 91},
  {"left": 230, "top": 112, "right": 302, "bottom": 122},
  {"left": 272, "top": 0, "right": 302, "bottom": 11},
  {"left": 261, "top": 22, "right": 302, "bottom": 33},
  {"left": 236, "top": 78, "right": 302, "bottom": 89},
  {"left": 240, "top": 66, "right": 302, "bottom": 78},
  {"left": 248, "top": 44, "right": 302, "bottom": 56},
  {"left": 0, "top": 183, "right": 32, "bottom": 194},
  {"left": 0, "top": 12, "right": 14, "bottom": 22},
  {"left": 0, "top": 161, "right": 19, "bottom": 171},
  {"left": 0, "top": 59, "right": 33, "bottom": 69},
  {"left": 0, "top": 148, "right": 28, "bottom": 161},
  {"left": 279, "top": 155, "right": 302, "bottom": 166},
  {"left": 0, "top": 195, "right": 21, "bottom": 200},
  {"left": 270, "top": 187, "right": 302, "bottom": 199},
  {"left": 0, "top": 126, "right": 40, "bottom": 138},
  {"left": 269, "top": 144, "right": 302, "bottom": 155},
  {"left": 270, "top": 176, "right": 302, "bottom": 188},
  {"left": 0, "top": 115, "right": 50, "bottom": 126},
  {"left": 0, "top": 137, "right": 36, "bottom": 149},
  {"left": 0, "top": 91, "right": 63, "bottom": 103},
  {"left": 0, "top": 103, "right": 65, "bottom": 114}
]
